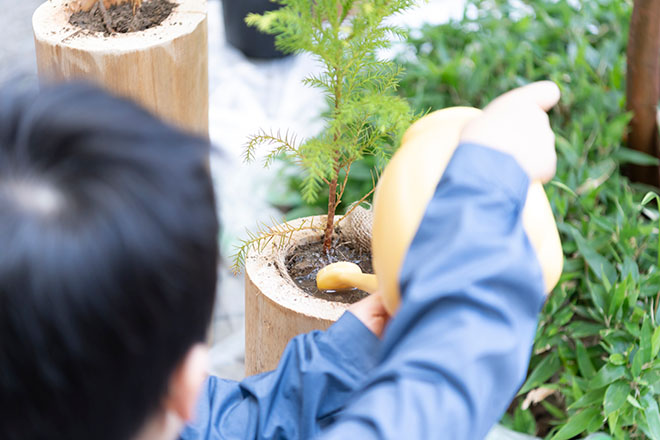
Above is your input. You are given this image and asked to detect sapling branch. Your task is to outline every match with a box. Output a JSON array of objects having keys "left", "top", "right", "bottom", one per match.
[
  {"left": 244, "top": 129, "right": 302, "bottom": 166},
  {"left": 231, "top": 218, "right": 325, "bottom": 275},
  {"left": 335, "top": 163, "right": 352, "bottom": 211}
]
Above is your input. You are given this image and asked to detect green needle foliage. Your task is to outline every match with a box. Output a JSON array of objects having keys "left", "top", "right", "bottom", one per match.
[
  {"left": 397, "top": 0, "right": 660, "bottom": 438},
  {"left": 244, "top": 0, "right": 415, "bottom": 253}
]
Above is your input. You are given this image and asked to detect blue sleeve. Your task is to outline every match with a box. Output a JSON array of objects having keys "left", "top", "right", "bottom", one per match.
[
  {"left": 320, "top": 143, "right": 546, "bottom": 439},
  {"left": 179, "top": 311, "right": 381, "bottom": 440}
]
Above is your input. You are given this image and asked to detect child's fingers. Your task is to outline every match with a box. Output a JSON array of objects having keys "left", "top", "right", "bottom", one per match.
[{"left": 487, "top": 81, "right": 561, "bottom": 113}]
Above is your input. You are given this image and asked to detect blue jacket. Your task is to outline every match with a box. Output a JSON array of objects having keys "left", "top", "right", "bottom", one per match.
[{"left": 180, "top": 143, "right": 547, "bottom": 439}]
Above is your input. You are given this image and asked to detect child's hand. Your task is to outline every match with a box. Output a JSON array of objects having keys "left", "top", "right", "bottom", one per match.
[
  {"left": 348, "top": 294, "right": 390, "bottom": 338},
  {"left": 459, "top": 81, "right": 561, "bottom": 183}
]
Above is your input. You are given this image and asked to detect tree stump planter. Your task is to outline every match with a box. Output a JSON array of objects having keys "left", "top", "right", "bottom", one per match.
[
  {"left": 32, "top": 0, "right": 209, "bottom": 137},
  {"left": 244, "top": 216, "right": 359, "bottom": 376}
]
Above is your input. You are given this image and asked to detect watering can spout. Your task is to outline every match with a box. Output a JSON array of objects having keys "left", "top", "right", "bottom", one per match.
[{"left": 316, "top": 262, "right": 378, "bottom": 294}]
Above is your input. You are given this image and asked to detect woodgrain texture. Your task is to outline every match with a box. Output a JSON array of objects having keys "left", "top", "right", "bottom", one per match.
[
  {"left": 33, "top": 0, "right": 208, "bottom": 137},
  {"left": 626, "top": 0, "right": 660, "bottom": 186},
  {"left": 244, "top": 217, "right": 349, "bottom": 376}
]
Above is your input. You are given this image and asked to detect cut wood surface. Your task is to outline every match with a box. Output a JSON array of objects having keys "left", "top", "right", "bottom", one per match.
[
  {"left": 245, "top": 216, "right": 350, "bottom": 376},
  {"left": 33, "top": 0, "right": 208, "bottom": 136}
]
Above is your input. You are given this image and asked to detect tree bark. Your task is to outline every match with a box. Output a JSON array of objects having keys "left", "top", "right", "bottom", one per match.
[
  {"left": 626, "top": 0, "right": 660, "bottom": 186},
  {"left": 323, "top": 176, "right": 338, "bottom": 251}
]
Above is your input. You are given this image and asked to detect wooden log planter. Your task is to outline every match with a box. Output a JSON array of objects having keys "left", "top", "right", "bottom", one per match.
[
  {"left": 244, "top": 216, "right": 355, "bottom": 376},
  {"left": 32, "top": 0, "right": 208, "bottom": 137}
]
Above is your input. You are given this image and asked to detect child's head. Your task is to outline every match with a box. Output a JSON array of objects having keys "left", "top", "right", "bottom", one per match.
[{"left": 0, "top": 83, "right": 219, "bottom": 440}]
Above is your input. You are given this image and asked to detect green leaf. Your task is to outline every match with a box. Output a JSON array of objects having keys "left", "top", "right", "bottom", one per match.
[
  {"left": 608, "top": 353, "right": 626, "bottom": 366},
  {"left": 642, "top": 192, "right": 660, "bottom": 207},
  {"left": 576, "top": 340, "right": 597, "bottom": 378},
  {"left": 603, "top": 380, "right": 629, "bottom": 416},
  {"left": 628, "top": 395, "right": 644, "bottom": 410},
  {"left": 643, "top": 394, "right": 660, "bottom": 440},
  {"left": 642, "top": 317, "right": 654, "bottom": 364},
  {"left": 588, "top": 282, "right": 607, "bottom": 316},
  {"left": 622, "top": 257, "right": 640, "bottom": 286},
  {"left": 550, "top": 407, "right": 601, "bottom": 440},
  {"left": 632, "top": 350, "right": 644, "bottom": 377},
  {"left": 614, "top": 147, "right": 660, "bottom": 166},
  {"left": 653, "top": 326, "right": 660, "bottom": 360},
  {"left": 549, "top": 180, "right": 578, "bottom": 198},
  {"left": 512, "top": 404, "right": 537, "bottom": 436},
  {"left": 519, "top": 353, "right": 561, "bottom": 395},
  {"left": 569, "top": 321, "right": 605, "bottom": 338},
  {"left": 607, "top": 410, "right": 620, "bottom": 437},
  {"left": 572, "top": 229, "right": 617, "bottom": 284},
  {"left": 542, "top": 400, "right": 568, "bottom": 420},
  {"left": 569, "top": 388, "right": 606, "bottom": 410},
  {"left": 607, "top": 282, "right": 627, "bottom": 317},
  {"left": 589, "top": 364, "right": 627, "bottom": 389},
  {"left": 642, "top": 369, "right": 660, "bottom": 393}
]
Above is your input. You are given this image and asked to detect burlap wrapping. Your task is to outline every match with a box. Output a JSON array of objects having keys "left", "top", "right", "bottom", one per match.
[{"left": 340, "top": 203, "right": 373, "bottom": 253}]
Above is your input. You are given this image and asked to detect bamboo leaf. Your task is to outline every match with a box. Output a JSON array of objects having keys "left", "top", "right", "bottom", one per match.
[
  {"left": 642, "top": 192, "right": 659, "bottom": 207},
  {"left": 576, "top": 340, "right": 596, "bottom": 378},
  {"left": 614, "top": 147, "right": 660, "bottom": 166},
  {"left": 589, "top": 364, "right": 627, "bottom": 389},
  {"left": 549, "top": 180, "right": 578, "bottom": 198},
  {"left": 603, "top": 381, "right": 629, "bottom": 416},
  {"left": 519, "top": 353, "right": 561, "bottom": 395},
  {"left": 643, "top": 394, "right": 660, "bottom": 440},
  {"left": 652, "top": 326, "right": 660, "bottom": 360},
  {"left": 569, "top": 388, "right": 606, "bottom": 410},
  {"left": 550, "top": 407, "right": 601, "bottom": 440},
  {"left": 572, "top": 229, "right": 617, "bottom": 284}
]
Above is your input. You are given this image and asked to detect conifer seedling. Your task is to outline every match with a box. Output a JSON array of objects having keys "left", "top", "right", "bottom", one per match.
[{"left": 232, "top": 0, "right": 416, "bottom": 272}]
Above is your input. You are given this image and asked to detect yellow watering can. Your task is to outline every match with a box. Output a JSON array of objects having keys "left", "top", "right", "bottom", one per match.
[{"left": 316, "top": 107, "right": 563, "bottom": 316}]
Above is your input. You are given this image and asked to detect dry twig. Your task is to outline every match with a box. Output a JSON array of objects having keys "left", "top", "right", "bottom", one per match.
[{"left": 93, "top": 0, "right": 113, "bottom": 33}]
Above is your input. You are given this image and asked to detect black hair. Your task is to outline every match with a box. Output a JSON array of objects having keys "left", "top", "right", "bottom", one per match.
[{"left": 0, "top": 83, "right": 219, "bottom": 440}]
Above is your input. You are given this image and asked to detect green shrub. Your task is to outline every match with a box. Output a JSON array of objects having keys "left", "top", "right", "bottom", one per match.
[{"left": 397, "top": 0, "right": 660, "bottom": 438}]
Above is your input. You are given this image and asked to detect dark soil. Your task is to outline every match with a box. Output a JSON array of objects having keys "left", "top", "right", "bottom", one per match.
[
  {"left": 69, "top": 0, "right": 176, "bottom": 35},
  {"left": 286, "top": 238, "right": 372, "bottom": 304}
]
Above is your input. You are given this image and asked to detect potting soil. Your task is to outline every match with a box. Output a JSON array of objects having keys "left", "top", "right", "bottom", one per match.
[
  {"left": 69, "top": 0, "right": 176, "bottom": 35},
  {"left": 286, "top": 238, "right": 372, "bottom": 304}
]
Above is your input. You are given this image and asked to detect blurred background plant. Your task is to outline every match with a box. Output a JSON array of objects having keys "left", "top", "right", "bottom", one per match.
[{"left": 274, "top": 0, "right": 660, "bottom": 438}]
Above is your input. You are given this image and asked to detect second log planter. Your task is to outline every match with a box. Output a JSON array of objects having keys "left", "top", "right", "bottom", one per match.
[{"left": 32, "top": 0, "right": 209, "bottom": 137}]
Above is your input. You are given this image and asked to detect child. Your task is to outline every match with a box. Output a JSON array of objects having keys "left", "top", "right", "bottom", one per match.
[{"left": 0, "top": 80, "right": 559, "bottom": 440}]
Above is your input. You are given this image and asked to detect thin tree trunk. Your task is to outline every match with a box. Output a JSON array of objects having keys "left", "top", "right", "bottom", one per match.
[
  {"left": 323, "top": 176, "right": 338, "bottom": 252},
  {"left": 324, "top": 65, "right": 343, "bottom": 252},
  {"left": 626, "top": 0, "right": 660, "bottom": 186}
]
